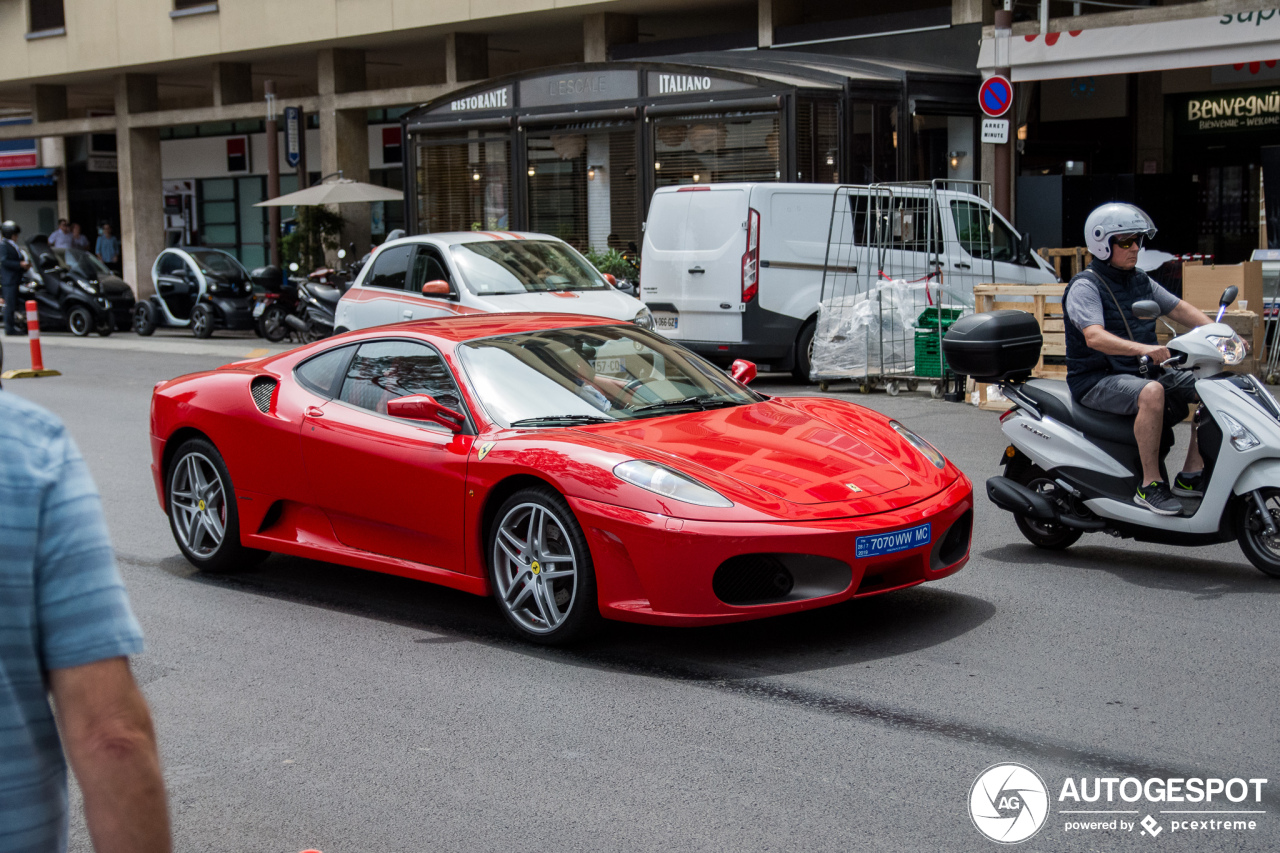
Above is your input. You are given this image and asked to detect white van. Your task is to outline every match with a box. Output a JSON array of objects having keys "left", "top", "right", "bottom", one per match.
[{"left": 639, "top": 183, "right": 1058, "bottom": 379}]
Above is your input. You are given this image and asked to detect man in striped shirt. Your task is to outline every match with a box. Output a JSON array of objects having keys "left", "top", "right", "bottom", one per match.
[{"left": 0, "top": 359, "right": 170, "bottom": 853}]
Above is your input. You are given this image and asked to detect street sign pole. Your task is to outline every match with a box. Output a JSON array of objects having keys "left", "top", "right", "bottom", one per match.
[
  {"left": 988, "top": 9, "right": 1015, "bottom": 219},
  {"left": 265, "top": 81, "right": 281, "bottom": 268}
]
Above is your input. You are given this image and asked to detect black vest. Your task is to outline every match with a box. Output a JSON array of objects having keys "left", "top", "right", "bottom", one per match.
[{"left": 1063, "top": 260, "right": 1159, "bottom": 400}]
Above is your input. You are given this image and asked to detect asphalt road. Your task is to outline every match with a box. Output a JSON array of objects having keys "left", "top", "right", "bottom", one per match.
[{"left": 6, "top": 330, "right": 1278, "bottom": 853}]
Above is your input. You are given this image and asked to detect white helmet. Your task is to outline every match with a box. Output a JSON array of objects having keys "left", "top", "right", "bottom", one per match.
[{"left": 1084, "top": 203, "right": 1157, "bottom": 260}]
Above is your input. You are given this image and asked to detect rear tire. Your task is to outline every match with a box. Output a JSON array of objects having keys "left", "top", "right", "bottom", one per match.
[
  {"left": 166, "top": 438, "right": 268, "bottom": 573},
  {"left": 1010, "top": 463, "right": 1083, "bottom": 550},
  {"left": 257, "top": 304, "right": 289, "bottom": 342},
  {"left": 1236, "top": 488, "right": 1280, "bottom": 578},
  {"left": 133, "top": 301, "right": 157, "bottom": 336},
  {"left": 190, "top": 303, "right": 214, "bottom": 338},
  {"left": 791, "top": 319, "right": 817, "bottom": 383},
  {"left": 67, "top": 305, "right": 93, "bottom": 337}
]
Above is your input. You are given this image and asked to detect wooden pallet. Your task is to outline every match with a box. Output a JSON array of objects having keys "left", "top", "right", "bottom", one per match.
[
  {"left": 1037, "top": 247, "right": 1093, "bottom": 281},
  {"left": 973, "top": 283, "right": 1068, "bottom": 411}
]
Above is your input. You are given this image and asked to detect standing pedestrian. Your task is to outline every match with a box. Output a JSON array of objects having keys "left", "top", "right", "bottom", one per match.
[
  {"left": 96, "top": 222, "right": 121, "bottom": 271},
  {"left": 70, "top": 222, "right": 90, "bottom": 250},
  {"left": 48, "top": 218, "right": 73, "bottom": 250},
  {"left": 0, "top": 356, "right": 171, "bottom": 853},
  {"left": 1, "top": 220, "right": 30, "bottom": 336}
]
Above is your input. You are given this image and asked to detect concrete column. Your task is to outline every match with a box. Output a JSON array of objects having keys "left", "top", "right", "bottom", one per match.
[
  {"left": 212, "top": 62, "right": 253, "bottom": 107},
  {"left": 445, "top": 33, "right": 488, "bottom": 84},
  {"left": 317, "top": 49, "right": 370, "bottom": 257},
  {"left": 115, "top": 74, "right": 163, "bottom": 299},
  {"left": 758, "top": 0, "right": 801, "bottom": 49},
  {"left": 583, "top": 13, "right": 637, "bottom": 63},
  {"left": 952, "top": 0, "right": 993, "bottom": 25},
  {"left": 1135, "top": 71, "right": 1163, "bottom": 174},
  {"left": 32, "top": 85, "right": 69, "bottom": 222}
]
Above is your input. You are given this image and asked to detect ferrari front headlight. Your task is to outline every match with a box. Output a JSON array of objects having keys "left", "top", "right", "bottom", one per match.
[
  {"left": 613, "top": 460, "right": 732, "bottom": 507},
  {"left": 889, "top": 420, "right": 947, "bottom": 470},
  {"left": 1207, "top": 333, "right": 1249, "bottom": 365}
]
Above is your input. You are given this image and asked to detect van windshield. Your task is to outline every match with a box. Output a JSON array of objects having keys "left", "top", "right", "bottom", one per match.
[
  {"left": 950, "top": 200, "right": 1019, "bottom": 263},
  {"left": 450, "top": 240, "right": 610, "bottom": 295}
]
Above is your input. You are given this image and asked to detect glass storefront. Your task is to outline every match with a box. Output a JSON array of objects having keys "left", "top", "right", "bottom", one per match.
[
  {"left": 652, "top": 112, "right": 780, "bottom": 187},
  {"left": 526, "top": 124, "right": 638, "bottom": 252},
  {"left": 416, "top": 132, "right": 511, "bottom": 233}
]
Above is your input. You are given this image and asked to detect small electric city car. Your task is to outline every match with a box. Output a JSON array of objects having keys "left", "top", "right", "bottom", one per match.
[
  {"left": 150, "top": 313, "right": 973, "bottom": 643},
  {"left": 135, "top": 247, "right": 257, "bottom": 338},
  {"left": 20, "top": 238, "right": 135, "bottom": 336},
  {"left": 335, "top": 231, "right": 653, "bottom": 333}
]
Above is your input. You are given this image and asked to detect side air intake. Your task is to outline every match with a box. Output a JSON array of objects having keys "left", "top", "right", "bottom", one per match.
[{"left": 250, "top": 376, "right": 277, "bottom": 413}]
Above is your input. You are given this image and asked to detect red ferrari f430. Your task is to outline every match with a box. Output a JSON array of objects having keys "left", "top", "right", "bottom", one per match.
[{"left": 150, "top": 313, "right": 973, "bottom": 643}]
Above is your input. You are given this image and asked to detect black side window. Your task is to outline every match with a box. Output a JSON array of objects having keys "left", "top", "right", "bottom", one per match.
[
  {"left": 158, "top": 253, "right": 183, "bottom": 276},
  {"left": 409, "top": 247, "right": 452, "bottom": 294},
  {"left": 367, "top": 245, "right": 413, "bottom": 290},
  {"left": 338, "top": 340, "right": 464, "bottom": 426},
  {"left": 295, "top": 345, "right": 353, "bottom": 398}
]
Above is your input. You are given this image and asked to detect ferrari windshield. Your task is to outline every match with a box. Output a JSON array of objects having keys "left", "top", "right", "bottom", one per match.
[
  {"left": 450, "top": 240, "right": 610, "bottom": 295},
  {"left": 188, "top": 249, "right": 247, "bottom": 279},
  {"left": 457, "top": 325, "right": 763, "bottom": 427}
]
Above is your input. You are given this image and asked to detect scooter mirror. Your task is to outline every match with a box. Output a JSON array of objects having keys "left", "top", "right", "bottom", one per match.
[
  {"left": 1219, "top": 285, "right": 1238, "bottom": 307},
  {"left": 1131, "top": 300, "right": 1161, "bottom": 321}
]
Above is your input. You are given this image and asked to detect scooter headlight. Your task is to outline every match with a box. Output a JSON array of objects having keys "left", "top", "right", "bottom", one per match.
[
  {"left": 76, "top": 278, "right": 99, "bottom": 294},
  {"left": 632, "top": 306, "right": 655, "bottom": 330},
  {"left": 1219, "top": 412, "right": 1260, "bottom": 452},
  {"left": 889, "top": 420, "right": 947, "bottom": 470},
  {"left": 1206, "top": 333, "right": 1248, "bottom": 365},
  {"left": 613, "top": 460, "right": 732, "bottom": 507}
]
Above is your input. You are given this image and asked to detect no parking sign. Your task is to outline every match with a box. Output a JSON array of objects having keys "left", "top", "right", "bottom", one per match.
[{"left": 979, "top": 75, "right": 1013, "bottom": 118}]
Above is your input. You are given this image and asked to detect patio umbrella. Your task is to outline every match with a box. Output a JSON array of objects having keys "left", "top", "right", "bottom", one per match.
[{"left": 254, "top": 178, "right": 403, "bottom": 207}]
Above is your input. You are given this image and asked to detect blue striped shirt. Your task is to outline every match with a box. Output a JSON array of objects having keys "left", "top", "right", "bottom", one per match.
[{"left": 0, "top": 391, "right": 144, "bottom": 853}]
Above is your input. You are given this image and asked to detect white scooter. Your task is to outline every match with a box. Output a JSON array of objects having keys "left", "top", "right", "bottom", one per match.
[{"left": 943, "top": 286, "right": 1280, "bottom": 577}]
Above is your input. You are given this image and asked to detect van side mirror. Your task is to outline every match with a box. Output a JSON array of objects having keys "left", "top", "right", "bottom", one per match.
[
  {"left": 730, "top": 359, "right": 757, "bottom": 385},
  {"left": 385, "top": 394, "right": 465, "bottom": 432},
  {"left": 1220, "top": 285, "right": 1238, "bottom": 307},
  {"left": 1131, "top": 300, "right": 1162, "bottom": 320},
  {"left": 1016, "top": 231, "right": 1032, "bottom": 266},
  {"left": 421, "top": 279, "right": 450, "bottom": 297}
]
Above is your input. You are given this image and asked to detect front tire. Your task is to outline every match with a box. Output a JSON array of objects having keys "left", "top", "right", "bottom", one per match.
[
  {"left": 166, "top": 439, "right": 267, "bottom": 572},
  {"left": 67, "top": 304, "right": 93, "bottom": 336},
  {"left": 1010, "top": 463, "right": 1083, "bottom": 550},
  {"left": 1237, "top": 488, "right": 1280, "bottom": 578},
  {"left": 190, "top": 303, "right": 214, "bottom": 338},
  {"left": 488, "top": 487, "right": 600, "bottom": 645}
]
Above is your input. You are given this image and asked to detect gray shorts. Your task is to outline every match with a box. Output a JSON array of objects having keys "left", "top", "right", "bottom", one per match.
[{"left": 1080, "top": 371, "right": 1198, "bottom": 416}]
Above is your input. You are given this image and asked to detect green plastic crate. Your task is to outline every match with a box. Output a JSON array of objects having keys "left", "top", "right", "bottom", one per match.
[
  {"left": 916, "top": 306, "right": 964, "bottom": 329},
  {"left": 914, "top": 329, "right": 948, "bottom": 378}
]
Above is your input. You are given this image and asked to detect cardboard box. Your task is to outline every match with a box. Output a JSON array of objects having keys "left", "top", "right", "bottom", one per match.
[{"left": 1182, "top": 261, "right": 1263, "bottom": 314}]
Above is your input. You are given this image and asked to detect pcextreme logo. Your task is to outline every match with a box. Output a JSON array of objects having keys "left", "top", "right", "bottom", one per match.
[{"left": 969, "top": 763, "right": 1269, "bottom": 843}]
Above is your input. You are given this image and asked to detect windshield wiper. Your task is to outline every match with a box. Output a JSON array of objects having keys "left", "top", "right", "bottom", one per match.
[
  {"left": 509, "top": 414, "right": 615, "bottom": 427},
  {"left": 632, "top": 396, "right": 741, "bottom": 415}
]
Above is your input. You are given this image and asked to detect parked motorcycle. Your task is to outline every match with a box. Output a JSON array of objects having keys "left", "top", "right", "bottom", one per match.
[
  {"left": 247, "top": 265, "right": 297, "bottom": 342},
  {"left": 945, "top": 285, "right": 1280, "bottom": 578},
  {"left": 19, "top": 238, "right": 135, "bottom": 336},
  {"left": 283, "top": 254, "right": 349, "bottom": 342}
]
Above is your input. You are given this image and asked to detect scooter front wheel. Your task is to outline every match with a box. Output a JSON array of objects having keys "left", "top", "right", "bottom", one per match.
[{"left": 1236, "top": 488, "right": 1280, "bottom": 578}]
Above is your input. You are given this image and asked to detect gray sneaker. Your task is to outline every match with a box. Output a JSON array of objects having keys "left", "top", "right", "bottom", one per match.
[{"left": 1134, "top": 480, "right": 1181, "bottom": 516}]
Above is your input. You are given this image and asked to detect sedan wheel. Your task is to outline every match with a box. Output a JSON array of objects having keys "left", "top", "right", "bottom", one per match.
[
  {"left": 167, "top": 438, "right": 267, "bottom": 572},
  {"left": 489, "top": 487, "right": 599, "bottom": 644}
]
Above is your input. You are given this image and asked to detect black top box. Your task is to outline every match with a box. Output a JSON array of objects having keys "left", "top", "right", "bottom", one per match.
[{"left": 942, "top": 310, "right": 1043, "bottom": 382}]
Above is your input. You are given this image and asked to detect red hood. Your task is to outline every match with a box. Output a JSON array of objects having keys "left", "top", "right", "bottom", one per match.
[{"left": 585, "top": 399, "right": 916, "bottom": 505}]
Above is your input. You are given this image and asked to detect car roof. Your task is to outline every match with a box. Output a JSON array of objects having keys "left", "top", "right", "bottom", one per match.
[
  {"left": 381, "top": 231, "right": 562, "bottom": 248},
  {"left": 351, "top": 312, "right": 625, "bottom": 344}
]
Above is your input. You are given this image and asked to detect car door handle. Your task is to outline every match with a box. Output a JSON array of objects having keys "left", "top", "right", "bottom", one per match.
[
  {"left": 688, "top": 267, "right": 705, "bottom": 274},
  {"left": 305, "top": 406, "right": 324, "bottom": 418},
  {"left": 954, "top": 262, "right": 971, "bottom": 270},
  {"left": 402, "top": 309, "right": 413, "bottom": 319}
]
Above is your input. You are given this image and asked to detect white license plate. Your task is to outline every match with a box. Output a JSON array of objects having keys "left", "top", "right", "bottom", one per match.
[
  {"left": 653, "top": 312, "right": 678, "bottom": 331},
  {"left": 252, "top": 301, "right": 266, "bottom": 318}
]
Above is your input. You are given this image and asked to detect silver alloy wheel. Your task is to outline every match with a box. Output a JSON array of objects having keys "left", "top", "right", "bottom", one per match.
[
  {"left": 169, "top": 451, "right": 227, "bottom": 558},
  {"left": 192, "top": 307, "right": 211, "bottom": 337},
  {"left": 492, "top": 501, "right": 579, "bottom": 634}
]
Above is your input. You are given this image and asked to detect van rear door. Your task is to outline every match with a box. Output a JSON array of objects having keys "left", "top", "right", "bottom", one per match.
[{"left": 642, "top": 186, "right": 746, "bottom": 343}]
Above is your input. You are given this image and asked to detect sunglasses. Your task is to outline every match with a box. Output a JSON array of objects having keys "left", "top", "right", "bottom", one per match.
[{"left": 1111, "top": 235, "right": 1145, "bottom": 250}]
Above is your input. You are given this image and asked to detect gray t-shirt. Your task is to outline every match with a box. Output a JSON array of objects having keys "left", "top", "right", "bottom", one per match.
[{"left": 1066, "top": 271, "right": 1180, "bottom": 333}]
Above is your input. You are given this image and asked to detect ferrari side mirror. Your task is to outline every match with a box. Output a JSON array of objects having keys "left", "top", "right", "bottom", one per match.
[
  {"left": 730, "top": 359, "right": 757, "bottom": 385},
  {"left": 386, "top": 394, "right": 465, "bottom": 433}
]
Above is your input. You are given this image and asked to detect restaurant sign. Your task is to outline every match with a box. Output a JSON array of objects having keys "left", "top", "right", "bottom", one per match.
[
  {"left": 1175, "top": 87, "right": 1280, "bottom": 134},
  {"left": 425, "top": 85, "right": 514, "bottom": 116},
  {"left": 646, "top": 72, "right": 756, "bottom": 98},
  {"left": 518, "top": 71, "right": 639, "bottom": 109}
]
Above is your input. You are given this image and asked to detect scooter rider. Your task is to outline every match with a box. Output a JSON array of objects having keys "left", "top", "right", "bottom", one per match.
[{"left": 1063, "top": 203, "right": 1215, "bottom": 515}]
